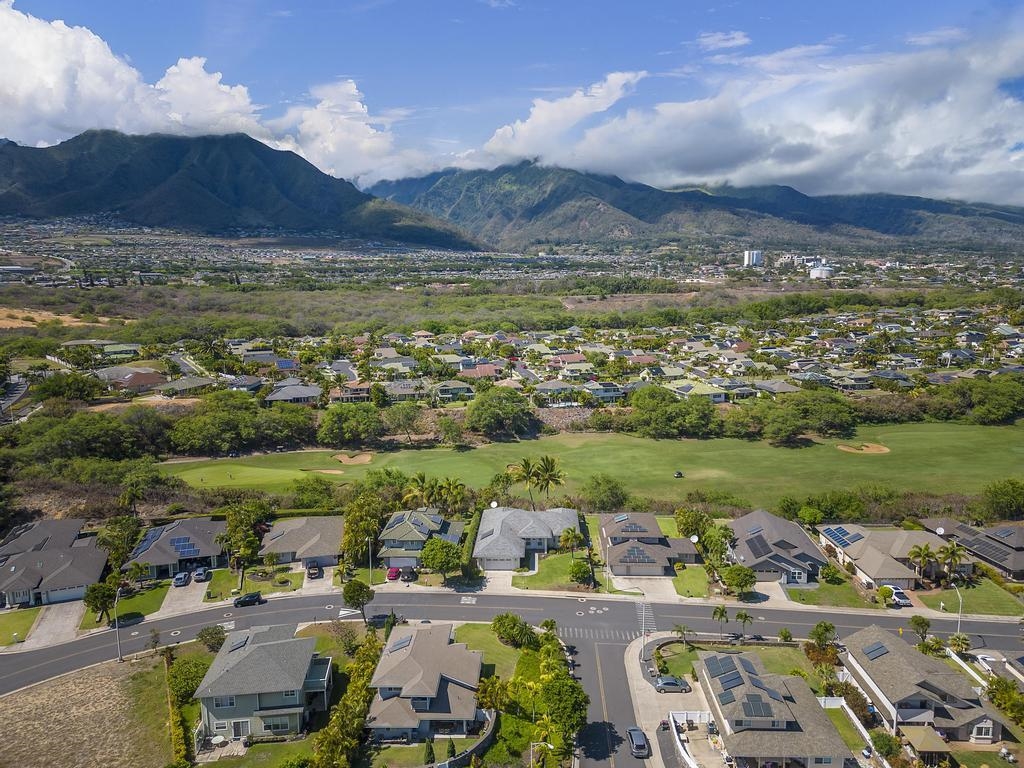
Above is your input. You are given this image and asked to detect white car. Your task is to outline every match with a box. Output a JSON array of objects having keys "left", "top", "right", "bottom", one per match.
[{"left": 882, "top": 585, "right": 912, "bottom": 607}]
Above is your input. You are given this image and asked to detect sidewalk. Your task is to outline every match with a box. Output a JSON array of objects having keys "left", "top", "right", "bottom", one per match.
[{"left": 624, "top": 633, "right": 670, "bottom": 768}]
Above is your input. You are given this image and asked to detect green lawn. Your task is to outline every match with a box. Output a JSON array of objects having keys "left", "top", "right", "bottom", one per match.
[
  {"left": 673, "top": 566, "right": 709, "bottom": 598},
  {"left": 826, "top": 708, "right": 867, "bottom": 753},
  {"left": 161, "top": 423, "right": 1024, "bottom": 507},
  {"left": 952, "top": 750, "right": 1014, "bottom": 768},
  {"left": 125, "top": 656, "right": 175, "bottom": 766},
  {"left": 80, "top": 581, "right": 170, "bottom": 629},
  {"left": 455, "top": 622, "right": 522, "bottom": 680},
  {"left": 657, "top": 516, "right": 679, "bottom": 537},
  {"left": 0, "top": 606, "right": 41, "bottom": 645},
  {"left": 218, "top": 741, "right": 315, "bottom": 767},
  {"left": 919, "top": 578, "right": 1024, "bottom": 617},
  {"left": 512, "top": 551, "right": 580, "bottom": 591},
  {"left": 203, "top": 568, "right": 303, "bottom": 602},
  {"left": 786, "top": 579, "right": 879, "bottom": 610},
  {"left": 659, "top": 642, "right": 819, "bottom": 690}
]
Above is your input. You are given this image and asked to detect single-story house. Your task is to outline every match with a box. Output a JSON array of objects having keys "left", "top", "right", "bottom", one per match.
[
  {"left": 729, "top": 509, "right": 826, "bottom": 584},
  {"left": 921, "top": 518, "right": 1024, "bottom": 582},
  {"left": 473, "top": 507, "right": 579, "bottom": 571},
  {"left": 0, "top": 538, "right": 107, "bottom": 607},
  {"left": 125, "top": 517, "right": 228, "bottom": 579},
  {"left": 819, "top": 525, "right": 967, "bottom": 590},
  {"left": 258, "top": 516, "right": 344, "bottom": 567},
  {"left": 599, "top": 512, "right": 699, "bottom": 576}
]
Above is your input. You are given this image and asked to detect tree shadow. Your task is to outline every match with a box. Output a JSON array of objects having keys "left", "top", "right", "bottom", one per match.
[{"left": 579, "top": 720, "right": 624, "bottom": 762}]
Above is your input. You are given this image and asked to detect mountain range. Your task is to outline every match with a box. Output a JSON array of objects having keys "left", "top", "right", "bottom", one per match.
[
  {"left": 370, "top": 162, "right": 1024, "bottom": 252},
  {"left": 0, "top": 131, "right": 478, "bottom": 249}
]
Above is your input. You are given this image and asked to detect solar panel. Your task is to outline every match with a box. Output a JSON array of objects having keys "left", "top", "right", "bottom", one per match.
[
  {"left": 718, "top": 690, "right": 735, "bottom": 705},
  {"left": 994, "top": 528, "right": 1014, "bottom": 539},
  {"left": 384, "top": 513, "right": 406, "bottom": 531},
  {"left": 748, "top": 535, "right": 772, "bottom": 559},
  {"left": 742, "top": 700, "right": 774, "bottom": 718},
  {"left": 720, "top": 657, "right": 737, "bottom": 674},
  {"left": 389, "top": 634, "right": 412, "bottom": 652},
  {"left": 720, "top": 672, "right": 744, "bottom": 690},
  {"left": 169, "top": 537, "right": 188, "bottom": 545},
  {"left": 847, "top": 533, "right": 864, "bottom": 544},
  {"left": 229, "top": 636, "right": 249, "bottom": 652},
  {"left": 747, "top": 525, "right": 763, "bottom": 535},
  {"left": 621, "top": 546, "right": 656, "bottom": 564},
  {"left": 739, "top": 657, "right": 757, "bottom": 674},
  {"left": 706, "top": 657, "right": 723, "bottom": 678},
  {"left": 622, "top": 523, "right": 649, "bottom": 533},
  {"left": 864, "top": 642, "right": 889, "bottom": 661},
  {"left": 613, "top": 513, "right": 629, "bottom": 523},
  {"left": 750, "top": 676, "right": 783, "bottom": 701}
]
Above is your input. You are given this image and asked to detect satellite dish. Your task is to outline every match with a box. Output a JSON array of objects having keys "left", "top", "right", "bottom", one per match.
[
  {"left": 936, "top": 527, "right": 944, "bottom": 536},
  {"left": 690, "top": 535, "right": 699, "bottom": 544},
  {"left": 490, "top": 501, "right": 498, "bottom": 508}
]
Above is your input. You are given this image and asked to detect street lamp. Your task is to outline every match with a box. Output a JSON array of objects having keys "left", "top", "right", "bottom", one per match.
[
  {"left": 366, "top": 535, "right": 374, "bottom": 586},
  {"left": 529, "top": 741, "right": 554, "bottom": 768},
  {"left": 113, "top": 587, "right": 124, "bottom": 662},
  {"left": 935, "top": 528, "right": 963, "bottom": 635}
]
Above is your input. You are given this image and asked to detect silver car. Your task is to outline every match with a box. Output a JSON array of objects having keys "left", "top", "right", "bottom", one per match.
[
  {"left": 627, "top": 727, "right": 649, "bottom": 758},
  {"left": 655, "top": 675, "right": 691, "bottom": 693}
]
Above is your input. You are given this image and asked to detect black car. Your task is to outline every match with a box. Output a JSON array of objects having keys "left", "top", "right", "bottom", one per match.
[
  {"left": 233, "top": 591, "right": 263, "bottom": 607},
  {"left": 400, "top": 566, "right": 418, "bottom": 582},
  {"left": 306, "top": 563, "right": 323, "bottom": 579}
]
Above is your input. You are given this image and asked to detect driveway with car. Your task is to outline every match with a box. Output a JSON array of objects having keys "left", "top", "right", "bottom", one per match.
[{"left": 151, "top": 572, "right": 208, "bottom": 619}]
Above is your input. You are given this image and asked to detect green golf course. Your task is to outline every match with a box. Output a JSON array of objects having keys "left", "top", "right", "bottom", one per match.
[{"left": 160, "top": 421, "right": 1024, "bottom": 507}]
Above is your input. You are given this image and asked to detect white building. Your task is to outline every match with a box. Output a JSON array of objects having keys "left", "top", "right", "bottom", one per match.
[
  {"left": 809, "top": 265, "right": 835, "bottom": 280},
  {"left": 743, "top": 250, "right": 764, "bottom": 267}
]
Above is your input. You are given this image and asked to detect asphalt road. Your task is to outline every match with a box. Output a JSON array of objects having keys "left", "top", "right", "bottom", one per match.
[{"left": 0, "top": 592, "right": 1019, "bottom": 768}]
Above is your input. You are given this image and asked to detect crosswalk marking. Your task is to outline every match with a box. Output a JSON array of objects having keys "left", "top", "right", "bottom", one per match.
[
  {"left": 218, "top": 621, "right": 236, "bottom": 631},
  {"left": 460, "top": 596, "right": 477, "bottom": 604},
  {"left": 557, "top": 626, "right": 644, "bottom": 642},
  {"left": 636, "top": 602, "right": 656, "bottom": 634}
]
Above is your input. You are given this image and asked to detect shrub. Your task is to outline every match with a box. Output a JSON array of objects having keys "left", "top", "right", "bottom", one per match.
[
  {"left": 196, "top": 624, "right": 227, "bottom": 652},
  {"left": 819, "top": 564, "right": 845, "bottom": 585},
  {"left": 871, "top": 731, "right": 901, "bottom": 759},
  {"left": 778, "top": 628, "right": 793, "bottom": 642},
  {"left": 424, "top": 738, "right": 435, "bottom": 764}
]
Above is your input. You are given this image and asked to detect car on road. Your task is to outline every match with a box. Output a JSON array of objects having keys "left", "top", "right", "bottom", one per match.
[
  {"left": 233, "top": 591, "right": 263, "bottom": 607},
  {"left": 655, "top": 675, "right": 691, "bottom": 693},
  {"left": 749, "top": 634, "right": 765, "bottom": 642},
  {"left": 172, "top": 572, "right": 191, "bottom": 587},
  {"left": 193, "top": 567, "right": 211, "bottom": 582},
  {"left": 386, "top": 567, "right": 402, "bottom": 581},
  {"left": 627, "top": 727, "right": 650, "bottom": 758},
  {"left": 400, "top": 566, "right": 418, "bottom": 582},
  {"left": 306, "top": 563, "right": 323, "bottom": 579},
  {"left": 883, "top": 585, "right": 913, "bottom": 607}
]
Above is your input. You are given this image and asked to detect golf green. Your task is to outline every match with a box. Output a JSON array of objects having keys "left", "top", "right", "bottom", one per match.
[{"left": 161, "top": 422, "right": 1024, "bottom": 507}]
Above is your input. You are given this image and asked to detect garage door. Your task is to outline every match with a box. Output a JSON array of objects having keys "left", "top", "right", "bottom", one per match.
[
  {"left": 387, "top": 557, "right": 418, "bottom": 568},
  {"left": 480, "top": 558, "right": 518, "bottom": 571}
]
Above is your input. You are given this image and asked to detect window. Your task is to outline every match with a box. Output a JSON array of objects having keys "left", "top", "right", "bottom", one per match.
[
  {"left": 213, "top": 696, "right": 235, "bottom": 709},
  {"left": 974, "top": 725, "right": 993, "bottom": 738},
  {"left": 214, "top": 722, "right": 227, "bottom": 732},
  {"left": 814, "top": 759, "right": 833, "bottom": 764},
  {"left": 283, "top": 690, "right": 297, "bottom": 700},
  {"left": 263, "top": 716, "right": 291, "bottom": 733},
  {"left": 790, "top": 570, "right": 802, "bottom": 581}
]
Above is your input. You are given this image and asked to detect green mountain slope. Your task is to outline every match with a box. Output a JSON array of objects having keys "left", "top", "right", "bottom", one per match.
[
  {"left": 370, "top": 162, "right": 1024, "bottom": 250},
  {"left": 0, "top": 131, "right": 478, "bottom": 249}
]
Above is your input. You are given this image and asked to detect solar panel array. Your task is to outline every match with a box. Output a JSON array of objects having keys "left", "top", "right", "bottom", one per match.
[
  {"left": 747, "top": 535, "right": 772, "bottom": 559},
  {"left": 739, "top": 657, "right": 757, "bottom": 674},
  {"left": 821, "top": 526, "right": 865, "bottom": 548},
  {"left": 750, "top": 676, "right": 783, "bottom": 702},
  {"left": 171, "top": 535, "right": 200, "bottom": 559},
  {"left": 720, "top": 671, "right": 744, "bottom": 691},
  {"left": 747, "top": 525, "right": 763, "bottom": 535},
  {"left": 619, "top": 546, "right": 656, "bottom": 564},
  {"left": 613, "top": 513, "right": 629, "bottom": 523},
  {"left": 706, "top": 655, "right": 737, "bottom": 678},
  {"left": 718, "top": 690, "right": 736, "bottom": 705},
  {"left": 742, "top": 698, "right": 774, "bottom": 718},
  {"left": 131, "top": 526, "right": 166, "bottom": 559},
  {"left": 389, "top": 634, "right": 413, "bottom": 652},
  {"left": 384, "top": 513, "right": 407, "bottom": 531},
  {"left": 621, "top": 522, "right": 649, "bottom": 533},
  {"left": 960, "top": 535, "right": 1011, "bottom": 564},
  {"left": 863, "top": 641, "right": 889, "bottom": 660}
]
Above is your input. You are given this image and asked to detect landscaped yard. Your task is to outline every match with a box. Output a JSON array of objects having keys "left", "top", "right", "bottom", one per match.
[
  {"left": 163, "top": 423, "right": 1024, "bottom": 507},
  {"left": 825, "top": 708, "right": 867, "bottom": 753},
  {"left": 658, "top": 642, "right": 819, "bottom": 691},
  {"left": 673, "top": 566, "right": 709, "bottom": 597},
  {"left": 512, "top": 551, "right": 587, "bottom": 591},
  {"left": 336, "top": 566, "right": 388, "bottom": 587},
  {"left": 952, "top": 750, "right": 1016, "bottom": 768},
  {"left": 80, "top": 581, "right": 170, "bottom": 629},
  {"left": 203, "top": 568, "right": 303, "bottom": 602},
  {"left": 657, "top": 516, "right": 679, "bottom": 537},
  {"left": 218, "top": 741, "right": 316, "bottom": 768},
  {"left": 455, "top": 622, "right": 522, "bottom": 679},
  {"left": 919, "top": 578, "right": 1023, "bottom": 617},
  {"left": 0, "top": 606, "right": 41, "bottom": 645},
  {"left": 786, "top": 578, "right": 879, "bottom": 610}
]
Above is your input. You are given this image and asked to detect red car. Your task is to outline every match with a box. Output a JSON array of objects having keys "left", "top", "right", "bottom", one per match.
[{"left": 386, "top": 567, "right": 402, "bottom": 581}]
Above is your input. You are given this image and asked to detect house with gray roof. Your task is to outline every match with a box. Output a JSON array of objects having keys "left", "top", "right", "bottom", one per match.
[
  {"left": 378, "top": 509, "right": 464, "bottom": 568},
  {"left": 841, "top": 625, "right": 1002, "bottom": 744},
  {"left": 728, "top": 510, "right": 826, "bottom": 585},
  {"left": 258, "top": 516, "right": 344, "bottom": 567},
  {"left": 194, "top": 624, "right": 333, "bottom": 744},
  {"left": 367, "top": 624, "right": 482, "bottom": 742},
  {"left": 0, "top": 519, "right": 107, "bottom": 607},
  {"left": 599, "top": 512, "right": 699, "bottom": 576},
  {"left": 696, "top": 650, "right": 854, "bottom": 768},
  {"left": 921, "top": 518, "right": 1024, "bottom": 581},
  {"left": 264, "top": 383, "right": 322, "bottom": 405},
  {"left": 125, "top": 516, "right": 227, "bottom": 579},
  {"left": 473, "top": 507, "right": 579, "bottom": 571}
]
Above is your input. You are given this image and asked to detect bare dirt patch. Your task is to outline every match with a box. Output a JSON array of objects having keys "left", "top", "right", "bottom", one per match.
[
  {"left": 0, "top": 656, "right": 169, "bottom": 768},
  {"left": 837, "top": 442, "right": 890, "bottom": 454},
  {"left": 87, "top": 396, "right": 200, "bottom": 416},
  {"left": 0, "top": 308, "right": 114, "bottom": 329},
  {"left": 333, "top": 452, "right": 373, "bottom": 465}
]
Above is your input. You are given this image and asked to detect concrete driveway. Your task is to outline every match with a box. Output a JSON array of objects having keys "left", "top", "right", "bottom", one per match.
[
  {"left": 153, "top": 575, "right": 207, "bottom": 619},
  {"left": 611, "top": 576, "right": 676, "bottom": 602},
  {"left": 19, "top": 602, "right": 83, "bottom": 648}
]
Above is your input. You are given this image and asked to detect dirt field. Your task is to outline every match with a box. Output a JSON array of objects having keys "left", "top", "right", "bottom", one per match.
[
  {"left": 560, "top": 292, "right": 700, "bottom": 312},
  {"left": 0, "top": 308, "right": 114, "bottom": 329},
  {"left": 88, "top": 396, "right": 201, "bottom": 415},
  {"left": 0, "top": 656, "right": 170, "bottom": 768}
]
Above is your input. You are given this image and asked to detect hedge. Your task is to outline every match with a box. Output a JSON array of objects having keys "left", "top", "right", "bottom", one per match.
[{"left": 461, "top": 505, "right": 484, "bottom": 576}]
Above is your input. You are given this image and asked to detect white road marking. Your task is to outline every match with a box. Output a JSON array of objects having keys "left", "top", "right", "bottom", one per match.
[{"left": 460, "top": 596, "right": 477, "bottom": 604}]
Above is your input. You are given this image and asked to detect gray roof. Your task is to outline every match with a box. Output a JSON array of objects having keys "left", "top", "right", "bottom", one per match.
[
  {"left": 370, "top": 624, "right": 481, "bottom": 697},
  {"left": 379, "top": 509, "right": 462, "bottom": 544},
  {"left": 730, "top": 510, "right": 826, "bottom": 573},
  {"left": 195, "top": 624, "right": 316, "bottom": 698},
  {"left": 0, "top": 538, "right": 107, "bottom": 595},
  {"left": 264, "top": 384, "right": 322, "bottom": 402},
  {"left": 259, "top": 516, "right": 344, "bottom": 560},
  {"left": 127, "top": 517, "right": 226, "bottom": 568},
  {"left": 0, "top": 519, "right": 86, "bottom": 557},
  {"left": 600, "top": 512, "right": 664, "bottom": 540},
  {"left": 922, "top": 518, "right": 1024, "bottom": 573},
  {"left": 158, "top": 376, "right": 217, "bottom": 393},
  {"left": 474, "top": 507, "right": 579, "bottom": 560}
]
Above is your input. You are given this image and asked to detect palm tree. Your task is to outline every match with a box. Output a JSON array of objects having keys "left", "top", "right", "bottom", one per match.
[
  {"left": 509, "top": 457, "right": 540, "bottom": 511},
  {"left": 673, "top": 624, "right": 694, "bottom": 648},
  {"left": 125, "top": 561, "right": 149, "bottom": 587},
  {"left": 439, "top": 476, "right": 466, "bottom": 516},
  {"left": 403, "top": 472, "right": 437, "bottom": 508},
  {"left": 735, "top": 610, "right": 753, "bottom": 638},
  {"left": 908, "top": 543, "right": 936, "bottom": 580},
  {"left": 948, "top": 632, "right": 972, "bottom": 655},
  {"left": 712, "top": 605, "right": 729, "bottom": 640},
  {"left": 937, "top": 542, "right": 967, "bottom": 587},
  {"left": 560, "top": 528, "right": 585, "bottom": 560},
  {"left": 814, "top": 662, "right": 838, "bottom": 694},
  {"left": 535, "top": 455, "right": 566, "bottom": 500}
]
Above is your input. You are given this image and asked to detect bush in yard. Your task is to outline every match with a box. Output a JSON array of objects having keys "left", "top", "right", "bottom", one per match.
[
  {"left": 803, "top": 642, "right": 839, "bottom": 666},
  {"left": 819, "top": 564, "right": 845, "bottom": 585},
  {"left": 196, "top": 624, "right": 227, "bottom": 652},
  {"left": 167, "top": 655, "right": 211, "bottom": 705},
  {"left": 871, "top": 731, "right": 901, "bottom": 759},
  {"left": 424, "top": 738, "right": 435, "bottom": 764},
  {"left": 833, "top": 681, "right": 871, "bottom": 726},
  {"left": 327, "top": 619, "right": 360, "bottom": 654},
  {"left": 491, "top": 612, "right": 539, "bottom": 649},
  {"left": 568, "top": 558, "right": 592, "bottom": 585}
]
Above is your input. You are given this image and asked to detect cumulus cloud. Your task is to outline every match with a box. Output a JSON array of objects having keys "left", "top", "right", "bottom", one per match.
[
  {"left": 697, "top": 30, "right": 752, "bottom": 51},
  {"left": 906, "top": 27, "right": 967, "bottom": 46}
]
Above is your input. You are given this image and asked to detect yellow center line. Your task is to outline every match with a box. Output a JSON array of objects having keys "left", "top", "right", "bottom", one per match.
[{"left": 595, "top": 641, "right": 616, "bottom": 768}]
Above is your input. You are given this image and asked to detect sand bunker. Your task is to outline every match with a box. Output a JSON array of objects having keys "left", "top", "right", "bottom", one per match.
[
  {"left": 315, "top": 469, "right": 346, "bottom": 475},
  {"left": 334, "top": 452, "right": 373, "bottom": 465},
  {"left": 837, "top": 442, "right": 890, "bottom": 454}
]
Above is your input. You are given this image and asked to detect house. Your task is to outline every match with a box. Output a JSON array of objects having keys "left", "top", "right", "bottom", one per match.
[
  {"left": 227, "top": 375, "right": 265, "bottom": 393},
  {"left": 125, "top": 517, "right": 228, "bottom": 579},
  {"left": 841, "top": 625, "right": 1003, "bottom": 744},
  {"left": 264, "top": 383, "right": 322, "bottom": 405},
  {"left": 818, "top": 525, "right": 961, "bottom": 590},
  {"left": 377, "top": 509, "right": 464, "bottom": 568},
  {"left": 158, "top": 376, "right": 218, "bottom": 396},
  {"left": 581, "top": 380, "right": 625, "bottom": 404},
  {"left": 921, "top": 518, "right": 1024, "bottom": 581},
  {"left": 366, "top": 624, "right": 483, "bottom": 742},
  {"left": 431, "top": 380, "right": 475, "bottom": 403},
  {"left": 728, "top": 510, "right": 826, "bottom": 584},
  {"left": 330, "top": 381, "right": 372, "bottom": 403},
  {"left": 697, "top": 650, "right": 854, "bottom": 768},
  {"left": 473, "top": 507, "right": 579, "bottom": 571},
  {"left": 599, "top": 513, "right": 699, "bottom": 576},
  {"left": 0, "top": 519, "right": 107, "bottom": 606},
  {"left": 194, "top": 624, "right": 333, "bottom": 743},
  {"left": 258, "top": 516, "right": 345, "bottom": 567}
]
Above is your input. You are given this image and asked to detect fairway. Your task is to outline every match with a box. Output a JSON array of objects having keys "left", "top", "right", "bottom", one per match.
[{"left": 161, "top": 422, "right": 1024, "bottom": 507}]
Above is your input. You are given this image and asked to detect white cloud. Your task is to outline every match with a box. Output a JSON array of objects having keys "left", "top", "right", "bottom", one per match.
[
  {"left": 906, "top": 27, "right": 966, "bottom": 46},
  {"left": 697, "top": 30, "right": 751, "bottom": 51}
]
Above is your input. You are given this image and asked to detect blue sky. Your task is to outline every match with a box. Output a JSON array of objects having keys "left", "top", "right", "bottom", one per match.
[{"left": 3, "top": 0, "right": 1024, "bottom": 202}]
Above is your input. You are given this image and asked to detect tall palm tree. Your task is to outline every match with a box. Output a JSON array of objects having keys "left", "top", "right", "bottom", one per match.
[
  {"left": 439, "top": 476, "right": 466, "bottom": 516},
  {"left": 735, "top": 610, "right": 753, "bottom": 638},
  {"left": 673, "top": 624, "right": 694, "bottom": 648},
  {"left": 937, "top": 542, "right": 967, "bottom": 587},
  {"left": 535, "top": 455, "right": 566, "bottom": 500},
  {"left": 712, "top": 605, "right": 729, "bottom": 640},
  {"left": 908, "top": 543, "right": 936, "bottom": 580},
  {"left": 403, "top": 472, "right": 437, "bottom": 508},
  {"left": 509, "top": 457, "right": 540, "bottom": 511},
  {"left": 560, "top": 528, "right": 585, "bottom": 560}
]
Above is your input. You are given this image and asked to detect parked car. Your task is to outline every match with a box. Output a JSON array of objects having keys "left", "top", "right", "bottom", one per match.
[
  {"left": 172, "top": 572, "right": 191, "bottom": 587},
  {"left": 400, "top": 566, "right": 418, "bottom": 582},
  {"left": 233, "top": 591, "right": 263, "bottom": 607},
  {"left": 883, "top": 585, "right": 913, "bottom": 607},
  {"left": 674, "top": 470, "right": 684, "bottom": 478},
  {"left": 306, "top": 563, "right": 323, "bottom": 579},
  {"left": 193, "top": 567, "right": 210, "bottom": 582},
  {"left": 386, "top": 567, "right": 402, "bottom": 581},
  {"left": 627, "top": 727, "right": 650, "bottom": 758},
  {"left": 655, "top": 675, "right": 691, "bottom": 693}
]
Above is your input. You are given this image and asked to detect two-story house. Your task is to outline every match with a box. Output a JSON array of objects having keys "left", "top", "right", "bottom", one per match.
[
  {"left": 599, "top": 512, "right": 699, "bottom": 576},
  {"left": 377, "top": 509, "right": 465, "bottom": 569},
  {"left": 194, "top": 624, "right": 333, "bottom": 743},
  {"left": 472, "top": 507, "right": 579, "bottom": 571},
  {"left": 367, "top": 624, "right": 483, "bottom": 742}
]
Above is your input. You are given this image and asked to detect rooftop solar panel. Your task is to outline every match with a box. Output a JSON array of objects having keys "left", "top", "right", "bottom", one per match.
[
  {"left": 864, "top": 643, "right": 889, "bottom": 661},
  {"left": 994, "top": 528, "right": 1014, "bottom": 539},
  {"left": 847, "top": 533, "right": 864, "bottom": 544},
  {"left": 229, "top": 636, "right": 249, "bottom": 653},
  {"left": 747, "top": 525, "right": 763, "bottom": 535},
  {"left": 720, "top": 672, "right": 744, "bottom": 691},
  {"left": 718, "top": 690, "right": 735, "bottom": 705},
  {"left": 739, "top": 657, "right": 757, "bottom": 674},
  {"left": 706, "top": 657, "right": 723, "bottom": 678},
  {"left": 613, "top": 513, "right": 629, "bottom": 523},
  {"left": 720, "top": 657, "right": 737, "bottom": 674},
  {"left": 389, "top": 634, "right": 412, "bottom": 652}
]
